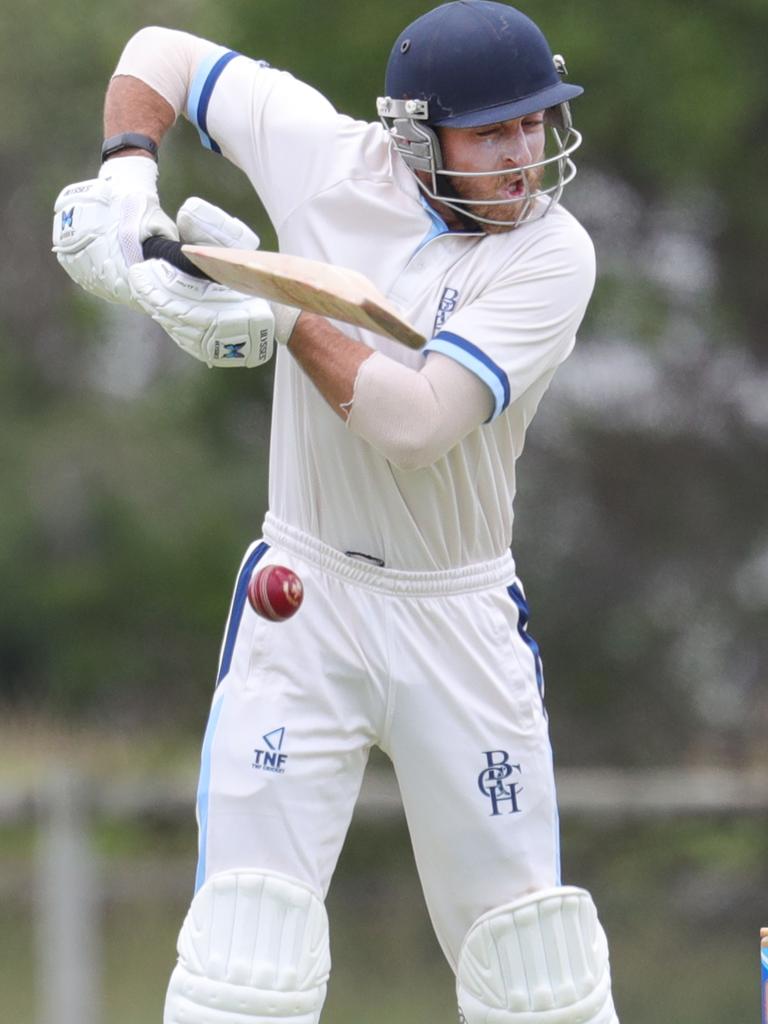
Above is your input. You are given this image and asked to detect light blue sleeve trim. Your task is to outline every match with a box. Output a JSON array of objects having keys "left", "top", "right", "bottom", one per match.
[
  {"left": 424, "top": 331, "right": 511, "bottom": 421},
  {"left": 186, "top": 49, "right": 240, "bottom": 152}
]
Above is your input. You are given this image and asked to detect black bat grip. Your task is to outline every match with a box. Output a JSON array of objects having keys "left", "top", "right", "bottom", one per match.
[{"left": 141, "top": 236, "right": 212, "bottom": 280}]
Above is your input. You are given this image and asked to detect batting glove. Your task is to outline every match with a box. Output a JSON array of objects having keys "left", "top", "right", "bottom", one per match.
[
  {"left": 127, "top": 198, "right": 277, "bottom": 368},
  {"left": 175, "top": 197, "right": 301, "bottom": 346},
  {"left": 53, "top": 156, "right": 178, "bottom": 309}
]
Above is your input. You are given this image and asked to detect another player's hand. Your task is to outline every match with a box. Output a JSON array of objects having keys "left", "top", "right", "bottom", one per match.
[
  {"left": 52, "top": 156, "right": 178, "bottom": 309},
  {"left": 127, "top": 197, "right": 276, "bottom": 368}
]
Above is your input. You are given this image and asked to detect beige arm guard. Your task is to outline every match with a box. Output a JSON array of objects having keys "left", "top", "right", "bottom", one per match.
[
  {"left": 346, "top": 352, "right": 493, "bottom": 470},
  {"left": 112, "top": 27, "right": 218, "bottom": 117}
]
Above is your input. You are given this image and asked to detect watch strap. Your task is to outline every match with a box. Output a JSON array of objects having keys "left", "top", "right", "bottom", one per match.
[{"left": 101, "top": 132, "right": 159, "bottom": 162}]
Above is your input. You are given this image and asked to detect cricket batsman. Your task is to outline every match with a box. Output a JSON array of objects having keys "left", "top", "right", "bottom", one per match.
[{"left": 52, "top": 3, "right": 621, "bottom": 1021}]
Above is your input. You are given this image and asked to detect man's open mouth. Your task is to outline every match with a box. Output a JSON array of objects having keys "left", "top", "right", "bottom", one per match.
[{"left": 503, "top": 178, "right": 526, "bottom": 198}]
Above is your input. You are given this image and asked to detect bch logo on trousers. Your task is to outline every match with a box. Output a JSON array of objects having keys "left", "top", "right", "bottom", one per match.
[
  {"left": 477, "top": 750, "right": 523, "bottom": 816},
  {"left": 252, "top": 727, "right": 288, "bottom": 774}
]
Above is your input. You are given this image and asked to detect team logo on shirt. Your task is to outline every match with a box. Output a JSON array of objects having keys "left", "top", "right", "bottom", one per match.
[
  {"left": 477, "top": 750, "right": 523, "bottom": 816},
  {"left": 433, "top": 286, "right": 460, "bottom": 334},
  {"left": 251, "top": 727, "right": 288, "bottom": 774}
]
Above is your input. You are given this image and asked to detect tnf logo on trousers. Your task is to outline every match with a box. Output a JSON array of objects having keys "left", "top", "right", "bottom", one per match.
[
  {"left": 477, "top": 750, "right": 523, "bottom": 816},
  {"left": 252, "top": 727, "right": 288, "bottom": 774}
]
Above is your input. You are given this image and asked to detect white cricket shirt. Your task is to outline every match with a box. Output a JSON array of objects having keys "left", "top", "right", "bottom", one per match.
[{"left": 184, "top": 47, "right": 596, "bottom": 571}]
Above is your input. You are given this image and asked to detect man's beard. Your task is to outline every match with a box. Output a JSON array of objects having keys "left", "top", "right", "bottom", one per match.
[{"left": 443, "top": 165, "right": 546, "bottom": 234}]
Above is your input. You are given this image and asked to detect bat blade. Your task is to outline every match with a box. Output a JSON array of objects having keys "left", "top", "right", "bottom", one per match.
[{"left": 182, "top": 245, "right": 425, "bottom": 350}]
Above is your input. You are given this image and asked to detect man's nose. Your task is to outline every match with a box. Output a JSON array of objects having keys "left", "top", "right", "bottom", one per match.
[{"left": 502, "top": 127, "right": 533, "bottom": 167}]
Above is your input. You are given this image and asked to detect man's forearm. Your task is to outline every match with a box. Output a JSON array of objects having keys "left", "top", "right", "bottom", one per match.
[
  {"left": 286, "top": 315, "right": 491, "bottom": 470},
  {"left": 103, "top": 75, "right": 176, "bottom": 155},
  {"left": 287, "top": 313, "right": 373, "bottom": 419}
]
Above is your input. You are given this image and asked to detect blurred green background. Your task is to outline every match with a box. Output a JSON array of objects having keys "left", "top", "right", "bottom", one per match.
[{"left": 1, "top": 0, "right": 767, "bottom": 1021}]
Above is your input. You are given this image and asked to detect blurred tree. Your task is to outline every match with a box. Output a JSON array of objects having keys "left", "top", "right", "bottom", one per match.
[{"left": 0, "top": 0, "right": 764, "bottom": 762}]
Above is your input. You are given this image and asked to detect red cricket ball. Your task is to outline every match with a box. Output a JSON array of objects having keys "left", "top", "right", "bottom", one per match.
[{"left": 247, "top": 564, "right": 304, "bottom": 622}]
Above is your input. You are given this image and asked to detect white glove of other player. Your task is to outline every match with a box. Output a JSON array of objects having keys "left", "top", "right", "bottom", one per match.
[
  {"left": 128, "top": 197, "right": 297, "bottom": 368},
  {"left": 53, "top": 156, "right": 178, "bottom": 308}
]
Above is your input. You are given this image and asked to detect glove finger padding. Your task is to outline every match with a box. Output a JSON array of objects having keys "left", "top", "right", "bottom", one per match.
[
  {"left": 177, "top": 196, "right": 261, "bottom": 250},
  {"left": 53, "top": 157, "right": 177, "bottom": 308},
  {"left": 129, "top": 259, "right": 275, "bottom": 369},
  {"left": 54, "top": 178, "right": 135, "bottom": 306},
  {"left": 175, "top": 196, "right": 301, "bottom": 346}
]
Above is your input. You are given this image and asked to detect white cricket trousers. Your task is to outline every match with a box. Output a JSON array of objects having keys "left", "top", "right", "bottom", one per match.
[{"left": 194, "top": 513, "right": 560, "bottom": 970}]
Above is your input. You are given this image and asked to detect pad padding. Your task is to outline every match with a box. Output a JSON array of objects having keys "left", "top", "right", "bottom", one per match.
[
  {"left": 164, "top": 869, "right": 330, "bottom": 1024},
  {"left": 457, "top": 886, "right": 619, "bottom": 1024}
]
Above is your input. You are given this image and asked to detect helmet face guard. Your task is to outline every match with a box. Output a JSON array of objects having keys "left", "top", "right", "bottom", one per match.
[
  {"left": 378, "top": 1, "right": 584, "bottom": 229},
  {"left": 376, "top": 95, "right": 582, "bottom": 229}
]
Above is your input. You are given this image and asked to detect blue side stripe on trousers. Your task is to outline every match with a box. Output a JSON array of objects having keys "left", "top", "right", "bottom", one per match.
[
  {"left": 507, "top": 582, "right": 544, "bottom": 697},
  {"left": 194, "top": 694, "right": 225, "bottom": 892},
  {"left": 195, "top": 541, "right": 270, "bottom": 892},
  {"left": 216, "top": 541, "right": 270, "bottom": 686}
]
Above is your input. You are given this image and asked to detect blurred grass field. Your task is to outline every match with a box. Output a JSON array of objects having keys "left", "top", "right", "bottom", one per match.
[
  {"left": 2, "top": 804, "right": 766, "bottom": 1023},
  {"left": 1, "top": 722, "right": 766, "bottom": 1023}
]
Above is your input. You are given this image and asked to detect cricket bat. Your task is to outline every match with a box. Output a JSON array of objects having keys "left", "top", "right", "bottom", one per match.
[{"left": 141, "top": 237, "right": 425, "bottom": 350}]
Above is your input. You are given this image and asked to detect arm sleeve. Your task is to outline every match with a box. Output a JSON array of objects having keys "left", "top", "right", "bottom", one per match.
[
  {"left": 185, "top": 54, "right": 367, "bottom": 230},
  {"left": 424, "top": 215, "right": 597, "bottom": 420},
  {"left": 111, "top": 27, "right": 370, "bottom": 232},
  {"left": 345, "top": 352, "right": 493, "bottom": 471},
  {"left": 112, "top": 26, "right": 226, "bottom": 120}
]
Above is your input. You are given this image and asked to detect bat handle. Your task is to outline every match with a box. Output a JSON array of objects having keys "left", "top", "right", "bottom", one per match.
[{"left": 141, "top": 236, "right": 212, "bottom": 280}]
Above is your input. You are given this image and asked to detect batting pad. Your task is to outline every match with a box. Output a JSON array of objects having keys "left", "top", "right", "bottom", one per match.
[
  {"left": 164, "top": 869, "right": 330, "bottom": 1024},
  {"left": 456, "top": 886, "right": 619, "bottom": 1024}
]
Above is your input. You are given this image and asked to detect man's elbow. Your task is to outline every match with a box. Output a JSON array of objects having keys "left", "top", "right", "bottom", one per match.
[{"left": 382, "top": 428, "right": 452, "bottom": 471}]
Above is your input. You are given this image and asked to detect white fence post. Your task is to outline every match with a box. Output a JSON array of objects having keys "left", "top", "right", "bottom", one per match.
[{"left": 35, "top": 770, "right": 101, "bottom": 1024}]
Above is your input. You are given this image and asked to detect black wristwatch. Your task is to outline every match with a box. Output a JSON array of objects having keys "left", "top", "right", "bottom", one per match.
[{"left": 101, "top": 132, "right": 159, "bottom": 163}]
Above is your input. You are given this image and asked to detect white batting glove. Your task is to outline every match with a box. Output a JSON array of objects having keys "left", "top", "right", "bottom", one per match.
[
  {"left": 127, "top": 197, "right": 276, "bottom": 368},
  {"left": 176, "top": 195, "right": 260, "bottom": 251},
  {"left": 128, "top": 261, "right": 276, "bottom": 368},
  {"left": 176, "top": 197, "right": 301, "bottom": 345},
  {"left": 53, "top": 156, "right": 177, "bottom": 308}
]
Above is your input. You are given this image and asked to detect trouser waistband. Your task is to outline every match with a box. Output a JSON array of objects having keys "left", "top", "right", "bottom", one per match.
[{"left": 261, "top": 512, "right": 516, "bottom": 597}]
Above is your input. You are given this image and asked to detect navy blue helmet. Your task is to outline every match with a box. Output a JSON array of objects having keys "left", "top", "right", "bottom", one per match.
[{"left": 377, "top": 1, "right": 583, "bottom": 227}]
